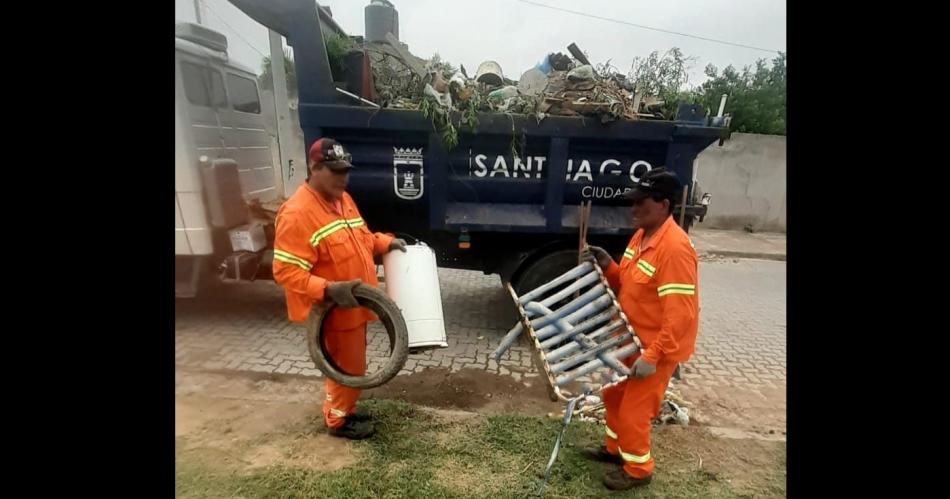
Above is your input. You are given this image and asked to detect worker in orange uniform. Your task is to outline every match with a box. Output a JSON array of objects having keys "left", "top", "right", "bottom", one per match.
[
  {"left": 272, "top": 137, "right": 406, "bottom": 440},
  {"left": 580, "top": 168, "right": 699, "bottom": 490}
]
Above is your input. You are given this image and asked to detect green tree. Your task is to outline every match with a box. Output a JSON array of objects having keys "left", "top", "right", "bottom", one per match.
[
  {"left": 258, "top": 50, "right": 297, "bottom": 99},
  {"left": 323, "top": 34, "right": 354, "bottom": 81},
  {"left": 258, "top": 35, "right": 354, "bottom": 98},
  {"left": 628, "top": 48, "right": 697, "bottom": 118},
  {"left": 696, "top": 52, "right": 786, "bottom": 135},
  {"left": 629, "top": 48, "right": 693, "bottom": 95}
]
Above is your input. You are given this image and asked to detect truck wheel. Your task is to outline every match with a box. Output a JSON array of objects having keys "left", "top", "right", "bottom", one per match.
[
  {"left": 680, "top": 216, "right": 694, "bottom": 233},
  {"left": 512, "top": 249, "right": 581, "bottom": 296},
  {"left": 510, "top": 249, "right": 593, "bottom": 349},
  {"left": 306, "top": 284, "right": 409, "bottom": 389},
  {"left": 175, "top": 255, "right": 217, "bottom": 298}
]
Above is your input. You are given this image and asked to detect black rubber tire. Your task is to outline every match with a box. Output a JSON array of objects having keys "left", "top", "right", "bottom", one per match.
[
  {"left": 677, "top": 213, "right": 694, "bottom": 233},
  {"left": 306, "top": 284, "right": 409, "bottom": 389},
  {"left": 509, "top": 249, "right": 584, "bottom": 350},
  {"left": 512, "top": 249, "right": 582, "bottom": 296}
]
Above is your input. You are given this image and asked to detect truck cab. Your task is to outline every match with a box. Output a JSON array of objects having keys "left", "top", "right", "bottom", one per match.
[{"left": 175, "top": 22, "right": 278, "bottom": 297}]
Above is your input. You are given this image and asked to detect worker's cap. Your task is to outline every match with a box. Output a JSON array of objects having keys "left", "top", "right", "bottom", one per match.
[
  {"left": 624, "top": 168, "right": 681, "bottom": 201},
  {"left": 308, "top": 138, "right": 354, "bottom": 171}
]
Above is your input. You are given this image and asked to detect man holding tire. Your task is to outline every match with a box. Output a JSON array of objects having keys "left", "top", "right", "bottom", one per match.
[
  {"left": 272, "top": 137, "right": 407, "bottom": 440},
  {"left": 580, "top": 168, "right": 700, "bottom": 489}
]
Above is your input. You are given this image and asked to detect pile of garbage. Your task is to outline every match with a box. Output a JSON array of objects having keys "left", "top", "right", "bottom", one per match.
[
  {"left": 656, "top": 381, "right": 691, "bottom": 426},
  {"left": 330, "top": 39, "right": 675, "bottom": 150},
  {"left": 360, "top": 41, "right": 664, "bottom": 125},
  {"left": 546, "top": 379, "right": 691, "bottom": 427}
]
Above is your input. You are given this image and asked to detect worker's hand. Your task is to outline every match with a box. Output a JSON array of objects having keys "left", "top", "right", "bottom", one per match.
[
  {"left": 388, "top": 238, "right": 408, "bottom": 253},
  {"left": 631, "top": 356, "right": 656, "bottom": 378},
  {"left": 581, "top": 245, "right": 613, "bottom": 268},
  {"left": 325, "top": 279, "right": 361, "bottom": 308}
]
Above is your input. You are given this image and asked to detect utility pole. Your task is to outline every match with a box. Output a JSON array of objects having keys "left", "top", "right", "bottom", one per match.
[{"left": 193, "top": 0, "right": 203, "bottom": 24}]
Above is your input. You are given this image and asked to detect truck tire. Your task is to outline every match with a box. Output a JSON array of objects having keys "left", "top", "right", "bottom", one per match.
[
  {"left": 175, "top": 255, "right": 217, "bottom": 298},
  {"left": 680, "top": 216, "right": 694, "bottom": 233},
  {"left": 512, "top": 249, "right": 581, "bottom": 296},
  {"left": 306, "top": 284, "right": 409, "bottom": 389}
]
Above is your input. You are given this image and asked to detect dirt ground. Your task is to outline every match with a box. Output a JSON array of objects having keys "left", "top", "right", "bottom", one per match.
[
  {"left": 678, "top": 382, "right": 786, "bottom": 441},
  {"left": 176, "top": 366, "right": 785, "bottom": 492},
  {"left": 175, "top": 366, "right": 563, "bottom": 473},
  {"left": 175, "top": 368, "right": 358, "bottom": 472},
  {"left": 366, "top": 367, "right": 563, "bottom": 416}
]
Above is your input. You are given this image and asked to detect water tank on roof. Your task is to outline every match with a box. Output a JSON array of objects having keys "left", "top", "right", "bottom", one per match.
[{"left": 365, "top": 0, "right": 399, "bottom": 43}]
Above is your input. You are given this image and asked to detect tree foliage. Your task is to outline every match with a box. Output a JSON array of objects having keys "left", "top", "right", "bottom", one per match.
[
  {"left": 695, "top": 52, "right": 786, "bottom": 135},
  {"left": 258, "top": 50, "right": 297, "bottom": 98},
  {"left": 629, "top": 48, "right": 786, "bottom": 135}
]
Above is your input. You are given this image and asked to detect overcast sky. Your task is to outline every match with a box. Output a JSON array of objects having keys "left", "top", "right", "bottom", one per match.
[{"left": 176, "top": 0, "right": 785, "bottom": 86}]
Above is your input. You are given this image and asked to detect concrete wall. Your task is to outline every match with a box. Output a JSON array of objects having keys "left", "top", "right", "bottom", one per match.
[{"left": 694, "top": 133, "right": 786, "bottom": 233}]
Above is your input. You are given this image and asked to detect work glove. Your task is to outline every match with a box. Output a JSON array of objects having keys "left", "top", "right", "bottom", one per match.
[
  {"left": 325, "top": 279, "right": 361, "bottom": 308},
  {"left": 581, "top": 245, "right": 613, "bottom": 268},
  {"left": 631, "top": 356, "right": 656, "bottom": 379},
  {"left": 388, "top": 238, "right": 408, "bottom": 253}
]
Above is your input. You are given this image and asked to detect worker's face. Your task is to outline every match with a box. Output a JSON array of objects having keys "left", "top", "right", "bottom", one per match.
[
  {"left": 631, "top": 196, "right": 669, "bottom": 229},
  {"left": 309, "top": 162, "right": 350, "bottom": 200}
]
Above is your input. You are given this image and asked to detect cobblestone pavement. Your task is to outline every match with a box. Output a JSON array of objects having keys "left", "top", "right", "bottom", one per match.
[
  {"left": 678, "top": 258, "right": 786, "bottom": 431},
  {"left": 176, "top": 260, "right": 786, "bottom": 427}
]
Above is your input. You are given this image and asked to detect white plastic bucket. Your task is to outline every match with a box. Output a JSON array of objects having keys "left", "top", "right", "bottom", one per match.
[{"left": 382, "top": 243, "right": 448, "bottom": 349}]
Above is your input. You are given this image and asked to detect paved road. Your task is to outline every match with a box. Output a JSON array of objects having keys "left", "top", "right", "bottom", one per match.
[{"left": 175, "top": 259, "right": 786, "bottom": 428}]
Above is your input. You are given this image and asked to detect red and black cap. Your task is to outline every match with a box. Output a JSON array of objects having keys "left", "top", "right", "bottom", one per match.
[{"left": 308, "top": 138, "right": 354, "bottom": 171}]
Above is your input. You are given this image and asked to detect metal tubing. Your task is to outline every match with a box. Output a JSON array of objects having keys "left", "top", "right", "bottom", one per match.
[
  {"left": 572, "top": 336, "right": 629, "bottom": 374},
  {"left": 555, "top": 342, "right": 641, "bottom": 386},
  {"left": 540, "top": 311, "right": 615, "bottom": 350},
  {"left": 535, "top": 271, "right": 601, "bottom": 310},
  {"left": 549, "top": 333, "right": 633, "bottom": 373},
  {"left": 492, "top": 293, "right": 594, "bottom": 361},
  {"left": 524, "top": 301, "right": 554, "bottom": 317},
  {"left": 595, "top": 351, "right": 630, "bottom": 375},
  {"left": 544, "top": 320, "right": 624, "bottom": 360},
  {"left": 536, "top": 294, "right": 614, "bottom": 340},
  {"left": 517, "top": 261, "right": 593, "bottom": 305},
  {"left": 529, "top": 284, "right": 606, "bottom": 331},
  {"left": 491, "top": 273, "right": 598, "bottom": 360},
  {"left": 491, "top": 324, "right": 524, "bottom": 360},
  {"left": 525, "top": 302, "right": 576, "bottom": 337}
]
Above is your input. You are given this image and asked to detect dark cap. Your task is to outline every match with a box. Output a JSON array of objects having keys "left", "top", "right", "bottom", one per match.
[
  {"left": 624, "top": 167, "right": 682, "bottom": 201},
  {"left": 308, "top": 138, "right": 354, "bottom": 171}
]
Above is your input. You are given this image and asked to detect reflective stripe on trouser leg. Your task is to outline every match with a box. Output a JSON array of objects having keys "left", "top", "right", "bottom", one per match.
[
  {"left": 616, "top": 360, "right": 678, "bottom": 478},
  {"left": 618, "top": 447, "right": 651, "bottom": 464},
  {"left": 605, "top": 425, "right": 618, "bottom": 439},
  {"left": 321, "top": 324, "right": 367, "bottom": 429}
]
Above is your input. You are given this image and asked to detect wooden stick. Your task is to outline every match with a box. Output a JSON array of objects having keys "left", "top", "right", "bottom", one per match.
[
  {"left": 577, "top": 201, "right": 591, "bottom": 298},
  {"left": 577, "top": 203, "right": 585, "bottom": 266},
  {"left": 678, "top": 185, "right": 688, "bottom": 227}
]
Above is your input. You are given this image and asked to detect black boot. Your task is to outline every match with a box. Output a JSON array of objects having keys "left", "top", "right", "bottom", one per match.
[
  {"left": 348, "top": 411, "right": 372, "bottom": 423},
  {"left": 328, "top": 417, "right": 375, "bottom": 440},
  {"left": 603, "top": 465, "right": 652, "bottom": 490},
  {"left": 579, "top": 445, "right": 624, "bottom": 465}
]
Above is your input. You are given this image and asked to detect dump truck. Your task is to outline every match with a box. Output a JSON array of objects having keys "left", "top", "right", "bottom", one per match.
[{"left": 178, "top": 0, "right": 729, "bottom": 297}]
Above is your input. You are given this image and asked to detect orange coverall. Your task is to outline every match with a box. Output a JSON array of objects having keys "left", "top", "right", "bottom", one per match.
[
  {"left": 272, "top": 184, "right": 393, "bottom": 429},
  {"left": 601, "top": 215, "right": 700, "bottom": 478}
]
